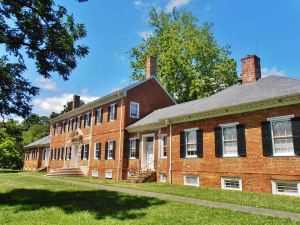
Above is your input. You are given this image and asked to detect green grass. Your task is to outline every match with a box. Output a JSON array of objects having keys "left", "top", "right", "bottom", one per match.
[
  {"left": 0, "top": 172, "right": 299, "bottom": 224},
  {"left": 43, "top": 174, "right": 300, "bottom": 214}
]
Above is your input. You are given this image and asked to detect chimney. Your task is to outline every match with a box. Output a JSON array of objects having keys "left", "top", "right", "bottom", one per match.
[
  {"left": 72, "top": 95, "right": 80, "bottom": 110},
  {"left": 241, "top": 54, "right": 261, "bottom": 84},
  {"left": 146, "top": 56, "right": 157, "bottom": 78}
]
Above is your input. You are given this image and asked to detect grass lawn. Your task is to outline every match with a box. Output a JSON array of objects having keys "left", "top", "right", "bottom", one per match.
[
  {"left": 0, "top": 172, "right": 299, "bottom": 225},
  {"left": 40, "top": 173, "right": 300, "bottom": 214}
]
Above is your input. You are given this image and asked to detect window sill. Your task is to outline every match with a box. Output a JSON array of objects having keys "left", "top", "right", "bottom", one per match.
[
  {"left": 222, "top": 155, "right": 239, "bottom": 158},
  {"left": 94, "top": 158, "right": 100, "bottom": 160},
  {"left": 185, "top": 156, "right": 198, "bottom": 159},
  {"left": 129, "top": 157, "right": 137, "bottom": 160},
  {"left": 160, "top": 157, "right": 167, "bottom": 160},
  {"left": 273, "top": 153, "right": 295, "bottom": 157},
  {"left": 130, "top": 116, "right": 139, "bottom": 119}
]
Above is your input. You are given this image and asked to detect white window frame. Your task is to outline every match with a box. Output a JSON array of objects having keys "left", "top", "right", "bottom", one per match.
[
  {"left": 109, "top": 103, "right": 116, "bottom": 121},
  {"left": 184, "top": 128, "right": 199, "bottom": 158},
  {"left": 82, "top": 144, "right": 89, "bottom": 160},
  {"left": 271, "top": 180, "right": 300, "bottom": 196},
  {"left": 220, "top": 122, "right": 239, "bottom": 157},
  {"left": 68, "top": 118, "right": 74, "bottom": 132},
  {"left": 85, "top": 112, "right": 91, "bottom": 128},
  {"left": 92, "top": 170, "right": 99, "bottom": 177},
  {"left": 160, "top": 173, "right": 167, "bottom": 183},
  {"left": 221, "top": 177, "right": 242, "bottom": 191},
  {"left": 107, "top": 141, "right": 114, "bottom": 160},
  {"left": 130, "top": 102, "right": 140, "bottom": 118},
  {"left": 129, "top": 138, "right": 137, "bottom": 159},
  {"left": 77, "top": 115, "right": 82, "bottom": 129},
  {"left": 183, "top": 175, "right": 200, "bottom": 186},
  {"left": 51, "top": 148, "right": 55, "bottom": 160},
  {"left": 42, "top": 149, "right": 46, "bottom": 161},
  {"left": 58, "top": 147, "right": 63, "bottom": 160},
  {"left": 268, "top": 115, "right": 295, "bottom": 157},
  {"left": 61, "top": 121, "right": 66, "bottom": 134},
  {"left": 95, "top": 108, "right": 102, "bottom": 125},
  {"left": 53, "top": 123, "right": 58, "bottom": 136},
  {"left": 160, "top": 134, "right": 167, "bottom": 159},
  {"left": 94, "top": 142, "right": 101, "bottom": 160},
  {"left": 105, "top": 169, "right": 113, "bottom": 178}
]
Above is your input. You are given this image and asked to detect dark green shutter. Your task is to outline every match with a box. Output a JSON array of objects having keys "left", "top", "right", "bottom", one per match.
[
  {"left": 65, "top": 147, "right": 67, "bottom": 160},
  {"left": 237, "top": 124, "right": 246, "bottom": 157},
  {"left": 180, "top": 131, "right": 186, "bottom": 158},
  {"left": 261, "top": 121, "right": 273, "bottom": 156},
  {"left": 69, "top": 147, "right": 72, "bottom": 159},
  {"left": 100, "top": 109, "right": 103, "bottom": 123},
  {"left": 105, "top": 142, "right": 108, "bottom": 159},
  {"left": 124, "top": 140, "right": 130, "bottom": 159},
  {"left": 98, "top": 143, "right": 101, "bottom": 159},
  {"left": 61, "top": 147, "right": 64, "bottom": 160},
  {"left": 136, "top": 139, "right": 140, "bottom": 159},
  {"left": 81, "top": 145, "right": 84, "bottom": 160},
  {"left": 88, "top": 113, "right": 91, "bottom": 126},
  {"left": 215, "top": 127, "right": 223, "bottom": 157},
  {"left": 86, "top": 144, "right": 89, "bottom": 159},
  {"left": 84, "top": 114, "right": 86, "bottom": 128},
  {"left": 196, "top": 129, "right": 203, "bottom": 157},
  {"left": 114, "top": 104, "right": 117, "bottom": 120},
  {"left": 108, "top": 106, "right": 111, "bottom": 121},
  {"left": 95, "top": 110, "right": 98, "bottom": 124},
  {"left": 112, "top": 141, "right": 116, "bottom": 159},
  {"left": 292, "top": 117, "right": 300, "bottom": 155}
]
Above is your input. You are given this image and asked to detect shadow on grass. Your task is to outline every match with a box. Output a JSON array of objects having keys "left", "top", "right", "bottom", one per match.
[
  {"left": 0, "top": 170, "right": 21, "bottom": 174},
  {"left": 0, "top": 188, "right": 165, "bottom": 220}
]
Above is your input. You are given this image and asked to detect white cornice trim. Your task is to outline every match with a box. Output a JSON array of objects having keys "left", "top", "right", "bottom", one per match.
[{"left": 126, "top": 93, "right": 300, "bottom": 133}]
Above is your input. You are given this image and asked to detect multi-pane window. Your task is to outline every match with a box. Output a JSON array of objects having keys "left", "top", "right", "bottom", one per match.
[
  {"left": 160, "top": 173, "right": 167, "bottom": 183},
  {"left": 42, "top": 149, "right": 47, "bottom": 161},
  {"left": 130, "top": 102, "right": 139, "bottom": 118},
  {"left": 65, "top": 147, "right": 71, "bottom": 160},
  {"left": 108, "top": 141, "right": 114, "bottom": 159},
  {"left": 51, "top": 148, "right": 56, "bottom": 160},
  {"left": 82, "top": 144, "right": 89, "bottom": 160},
  {"left": 95, "top": 108, "right": 102, "bottom": 124},
  {"left": 58, "top": 147, "right": 64, "bottom": 160},
  {"left": 221, "top": 177, "right": 242, "bottom": 191},
  {"left": 270, "top": 118, "right": 294, "bottom": 156},
  {"left": 61, "top": 121, "right": 66, "bottom": 134},
  {"left": 186, "top": 130, "right": 197, "bottom": 157},
  {"left": 77, "top": 115, "right": 82, "bottom": 129},
  {"left": 105, "top": 169, "right": 113, "bottom": 178},
  {"left": 161, "top": 135, "right": 167, "bottom": 158},
  {"left": 272, "top": 180, "right": 300, "bottom": 196},
  {"left": 109, "top": 104, "right": 116, "bottom": 121},
  {"left": 53, "top": 123, "right": 58, "bottom": 135},
  {"left": 85, "top": 112, "right": 91, "bottom": 127},
  {"left": 183, "top": 175, "right": 199, "bottom": 186},
  {"left": 68, "top": 118, "right": 74, "bottom": 132},
  {"left": 92, "top": 170, "right": 99, "bottom": 177},
  {"left": 130, "top": 139, "right": 137, "bottom": 159},
  {"left": 94, "top": 142, "right": 101, "bottom": 160},
  {"left": 222, "top": 125, "right": 238, "bottom": 156}
]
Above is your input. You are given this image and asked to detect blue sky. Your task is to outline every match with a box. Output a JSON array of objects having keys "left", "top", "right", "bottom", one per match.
[{"left": 18, "top": 0, "right": 300, "bottom": 116}]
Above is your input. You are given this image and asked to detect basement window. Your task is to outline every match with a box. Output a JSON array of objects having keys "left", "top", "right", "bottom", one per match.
[
  {"left": 105, "top": 170, "right": 113, "bottom": 179},
  {"left": 92, "top": 170, "right": 99, "bottom": 177},
  {"left": 221, "top": 177, "right": 242, "bottom": 191},
  {"left": 160, "top": 173, "right": 167, "bottom": 183},
  {"left": 183, "top": 175, "right": 199, "bottom": 186},
  {"left": 272, "top": 180, "right": 300, "bottom": 196}
]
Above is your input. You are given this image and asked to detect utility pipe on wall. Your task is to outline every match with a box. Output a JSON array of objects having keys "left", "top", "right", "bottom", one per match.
[
  {"left": 117, "top": 96, "right": 124, "bottom": 180},
  {"left": 169, "top": 121, "right": 173, "bottom": 184}
]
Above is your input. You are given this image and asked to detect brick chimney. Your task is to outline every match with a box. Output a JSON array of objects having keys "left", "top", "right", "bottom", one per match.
[
  {"left": 72, "top": 95, "right": 80, "bottom": 110},
  {"left": 146, "top": 56, "right": 157, "bottom": 78},
  {"left": 241, "top": 55, "right": 261, "bottom": 84}
]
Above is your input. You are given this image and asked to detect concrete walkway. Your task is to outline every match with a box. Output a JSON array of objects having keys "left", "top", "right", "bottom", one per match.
[{"left": 21, "top": 174, "right": 300, "bottom": 222}]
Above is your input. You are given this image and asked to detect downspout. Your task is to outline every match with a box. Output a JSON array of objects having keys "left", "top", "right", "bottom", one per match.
[
  {"left": 169, "top": 122, "right": 173, "bottom": 184},
  {"left": 87, "top": 111, "right": 94, "bottom": 173},
  {"left": 117, "top": 96, "right": 124, "bottom": 180}
]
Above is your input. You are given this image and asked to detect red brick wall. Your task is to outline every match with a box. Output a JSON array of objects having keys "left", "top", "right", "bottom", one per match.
[{"left": 23, "top": 147, "right": 43, "bottom": 170}]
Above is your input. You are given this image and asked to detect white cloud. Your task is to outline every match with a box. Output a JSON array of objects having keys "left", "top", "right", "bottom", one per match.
[
  {"left": 166, "top": 0, "right": 190, "bottom": 12},
  {"left": 134, "top": 0, "right": 142, "bottom": 6},
  {"left": 33, "top": 89, "right": 98, "bottom": 113},
  {"left": 138, "top": 30, "right": 153, "bottom": 39},
  {"left": 36, "top": 78, "right": 58, "bottom": 91},
  {"left": 261, "top": 67, "right": 287, "bottom": 77}
]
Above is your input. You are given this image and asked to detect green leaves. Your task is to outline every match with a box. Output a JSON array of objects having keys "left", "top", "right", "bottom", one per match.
[{"left": 130, "top": 9, "right": 238, "bottom": 103}]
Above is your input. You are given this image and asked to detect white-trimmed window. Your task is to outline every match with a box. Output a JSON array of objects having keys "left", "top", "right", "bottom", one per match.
[
  {"left": 183, "top": 175, "right": 199, "bottom": 186},
  {"left": 107, "top": 141, "right": 114, "bottom": 159},
  {"left": 85, "top": 112, "right": 91, "bottom": 128},
  {"left": 95, "top": 108, "right": 102, "bottom": 124},
  {"left": 61, "top": 121, "right": 66, "bottom": 134},
  {"left": 53, "top": 123, "right": 58, "bottom": 136},
  {"left": 105, "top": 169, "right": 113, "bottom": 178},
  {"left": 42, "top": 149, "right": 47, "bottom": 161},
  {"left": 51, "top": 148, "right": 56, "bottom": 160},
  {"left": 272, "top": 180, "right": 300, "bottom": 196},
  {"left": 82, "top": 144, "right": 89, "bottom": 160},
  {"left": 269, "top": 115, "right": 294, "bottom": 156},
  {"left": 160, "top": 135, "right": 167, "bottom": 158},
  {"left": 129, "top": 139, "right": 137, "bottom": 159},
  {"left": 92, "top": 170, "right": 99, "bottom": 177},
  {"left": 130, "top": 102, "right": 139, "bottom": 118},
  {"left": 94, "top": 142, "right": 101, "bottom": 160},
  {"left": 109, "top": 103, "right": 116, "bottom": 121},
  {"left": 33, "top": 150, "right": 38, "bottom": 160},
  {"left": 77, "top": 115, "right": 82, "bottom": 129},
  {"left": 68, "top": 118, "right": 74, "bottom": 132},
  {"left": 160, "top": 173, "right": 167, "bottom": 183},
  {"left": 58, "top": 147, "right": 63, "bottom": 160},
  {"left": 66, "top": 147, "right": 71, "bottom": 160},
  {"left": 185, "top": 129, "right": 198, "bottom": 157},
  {"left": 221, "top": 123, "right": 238, "bottom": 157},
  {"left": 221, "top": 177, "right": 242, "bottom": 191}
]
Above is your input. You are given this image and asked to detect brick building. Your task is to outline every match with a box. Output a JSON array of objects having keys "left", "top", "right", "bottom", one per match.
[{"left": 25, "top": 55, "right": 300, "bottom": 196}]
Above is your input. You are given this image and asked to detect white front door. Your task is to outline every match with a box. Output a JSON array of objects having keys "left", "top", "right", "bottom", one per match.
[
  {"left": 71, "top": 145, "right": 78, "bottom": 167},
  {"left": 145, "top": 137, "right": 154, "bottom": 170}
]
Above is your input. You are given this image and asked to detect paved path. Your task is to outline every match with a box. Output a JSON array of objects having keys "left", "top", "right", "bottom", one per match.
[{"left": 21, "top": 174, "right": 300, "bottom": 222}]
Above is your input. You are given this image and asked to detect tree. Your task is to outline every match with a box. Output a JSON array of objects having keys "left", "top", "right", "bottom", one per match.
[
  {"left": 130, "top": 9, "right": 238, "bottom": 103},
  {"left": 50, "top": 100, "right": 85, "bottom": 119},
  {"left": 0, "top": 0, "right": 88, "bottom": 120}
]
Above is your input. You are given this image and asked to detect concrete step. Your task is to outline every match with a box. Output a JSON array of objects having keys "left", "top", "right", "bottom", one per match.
[{"left": 47, "top": 167, "right": 84, "bottom": 177}]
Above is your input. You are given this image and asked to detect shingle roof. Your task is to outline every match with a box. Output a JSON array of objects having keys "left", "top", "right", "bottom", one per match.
[
  {"left": 127, "top": 76, "right": 300, "bottom": 129},
  {"left": 24, "top": 135, "right": 51, "bottom": 149}
]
